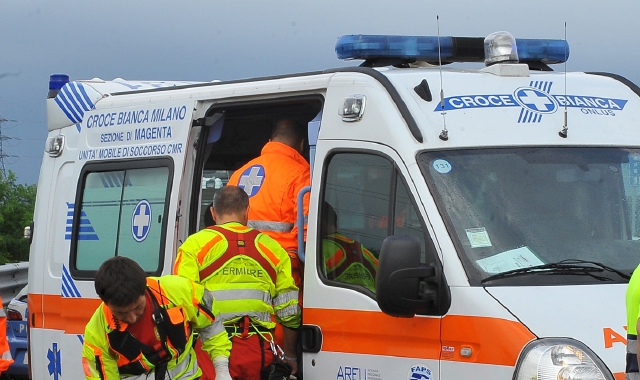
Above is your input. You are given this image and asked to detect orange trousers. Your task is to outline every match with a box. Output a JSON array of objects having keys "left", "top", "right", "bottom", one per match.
[{"left": 274, "top": 253, "right": 303, "bottom": 347}]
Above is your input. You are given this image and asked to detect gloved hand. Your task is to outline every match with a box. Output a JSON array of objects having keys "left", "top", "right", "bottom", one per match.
[{"left": 213, "top": 356, "right": 232, "bottom": 380}]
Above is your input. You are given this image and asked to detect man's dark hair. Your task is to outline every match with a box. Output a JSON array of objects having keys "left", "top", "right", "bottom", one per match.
[
  {"left": 321, "top": 201, "right": 338, "bottom": 234},
  {"left": 213, "top": 185, "right": 249, "bottom": 216},
  {"left": 94, "top": 256, "right": 147, "bottom": 307},
  {"left": 271, "top": 118, "right": 304, "bottom": 148},
  {"left": 204, "top": 202, "right": 215, "bottom": 227}
]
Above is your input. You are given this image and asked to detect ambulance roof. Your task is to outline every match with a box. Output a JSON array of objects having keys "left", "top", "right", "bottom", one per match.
[{"left": 46, "top": 33, "right": 640, "bottom": 146}]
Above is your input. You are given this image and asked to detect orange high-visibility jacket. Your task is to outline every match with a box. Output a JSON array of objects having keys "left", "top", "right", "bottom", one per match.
[
  {"left": 0, "top": 295, "right": 14, "bottom": 374},
  {"left": 228, "top": 141, "right": 310, "bottom": 253}
]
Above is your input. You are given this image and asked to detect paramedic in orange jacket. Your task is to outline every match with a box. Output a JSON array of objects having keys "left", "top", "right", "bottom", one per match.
[
  {"left": 0, "top": 295, "right": 14, "bottom": 375},
  {"left": 174, "top": 186, "right": 301, "bottom": 379},
  {"left": 227, "top": 118, "right": 310, "bottom": 290}
]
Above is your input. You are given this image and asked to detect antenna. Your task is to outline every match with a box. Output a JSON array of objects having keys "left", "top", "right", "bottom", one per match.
[
  {"left": 0, "top": 117, "right": 20, "bottom": 177},
  {"left": 437, "top": 16, "right": 449, "bottom": 141},
  {"left": 0, "top": 117, "right": 14, "bottom": 176},
  {"left": 559, "top": 22, "right": 569, "bottom": 138}
]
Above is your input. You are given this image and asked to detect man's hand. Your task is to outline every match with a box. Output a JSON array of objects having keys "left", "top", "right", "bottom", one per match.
[
  {"left": 213, "top": 356, "right": 232, "bottom": 380},
  {"left": 283, "top": 356, "right": 298, "bottom": 376},
  {"left": 282, "top": 326, "right": 299, "bottom": 375}
]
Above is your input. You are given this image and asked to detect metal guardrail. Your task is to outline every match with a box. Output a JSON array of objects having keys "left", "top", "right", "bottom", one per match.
[{"left": 0, "top": 262, "right": 28, "bottom": 307}]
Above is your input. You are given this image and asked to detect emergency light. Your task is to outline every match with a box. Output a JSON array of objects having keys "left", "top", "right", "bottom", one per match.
[
  {"left": 48, "top": 74, "right": 69, "bottom": 98},
  {"left": 335, "top": 33, "right": 569, "bottom": 66}
]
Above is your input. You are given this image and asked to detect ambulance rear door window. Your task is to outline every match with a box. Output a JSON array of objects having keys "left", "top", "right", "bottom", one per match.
[{"left": 71, "top": 159, "right": 173, "bottom": 276}]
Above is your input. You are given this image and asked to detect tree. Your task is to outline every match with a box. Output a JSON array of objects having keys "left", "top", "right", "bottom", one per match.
[{"left": 0, "top": 170, "right": 36, "bottom": 264}]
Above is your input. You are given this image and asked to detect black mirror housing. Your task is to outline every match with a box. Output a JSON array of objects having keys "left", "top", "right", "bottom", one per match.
[{"left": 375, "top": 235, "right": 450, "bottom": 317}]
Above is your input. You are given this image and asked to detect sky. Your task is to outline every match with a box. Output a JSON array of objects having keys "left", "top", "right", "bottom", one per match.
[{"left": 1, "top": 0, "right": 639, "bottom": 185}]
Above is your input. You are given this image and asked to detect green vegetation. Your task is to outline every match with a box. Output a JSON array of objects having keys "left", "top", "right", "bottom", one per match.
[{"left": 0, "top": 170, "right": 36, "bottom": 264}]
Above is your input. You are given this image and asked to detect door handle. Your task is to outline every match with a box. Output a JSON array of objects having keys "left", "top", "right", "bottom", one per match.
[{"left": 300, "top": 324, "right": 322, "bottom": 353}]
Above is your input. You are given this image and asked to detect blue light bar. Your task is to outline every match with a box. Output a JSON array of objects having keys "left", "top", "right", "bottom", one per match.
[
  {"left": 335, "top": 34, "right": 569, "bottom": 65},
  {"left": 516, "top": 39, "right": 569, "bottom": 64},
  {"left": 49, "top": 74, "right": 69, "bottom": 91},
  {"left": 48, "top": 74, "right": 70, "bottom": 99},
  {"left": 336, "top": 35, "right": 458, "bottom": 61}
]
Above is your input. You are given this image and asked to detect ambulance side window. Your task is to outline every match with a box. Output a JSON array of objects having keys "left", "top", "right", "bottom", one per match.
[
  {"left": 71, "top": 159, "right": 173, "bottom": 276},
  {"left": 320, "top": 152, "right": 428, "bottom": 292}
]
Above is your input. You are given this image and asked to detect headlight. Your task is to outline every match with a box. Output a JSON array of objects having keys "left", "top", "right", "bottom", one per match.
[{"left": 514, "top": 338, "right": 613, "bottom": 380}]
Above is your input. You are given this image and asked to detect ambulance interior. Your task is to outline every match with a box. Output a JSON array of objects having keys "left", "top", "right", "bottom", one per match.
[
  {"left": 193, "top": 97, "right": 323, "bottom": 230},
  {"left": 420, "top": 147, "right": 640, "bottom": 286},
  {"left": 190, "top": 96, "right": 429, "bottom": 296}
]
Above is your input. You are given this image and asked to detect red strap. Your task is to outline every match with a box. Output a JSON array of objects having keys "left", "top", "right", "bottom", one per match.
[
  {"left": 199, "top": 226, "right": 277, "bottom": 284},
  {"left": 241, "top": 315, "right": 250, "bottom": 338}
]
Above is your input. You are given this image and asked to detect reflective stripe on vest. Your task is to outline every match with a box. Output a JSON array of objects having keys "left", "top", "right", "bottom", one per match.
[
  {"left": 1, "top": 350, "right": 10, "bottom": 360},
  {"left": 218, "top": 310, "right": 272, "bottom": 324},
  {"left": 209, "top": 288, "right": 273, "bottom": 324},
  {"left": 199, "top": 226, "right": 277, "bottom": 284},
  {"left": 277, "top": 303, "right": 300, "bottom": 319},
  {"left": 167, "top": 350, "right": 198, "bottom": 379},
  {"left": 198, "top": 319, "right": 224, "bottom": 341},
  {"left": 248, "top": 220, "right": 294, "bottom": 233},
  {"left": 118, "top": 349, "right": 196, "bottom": 380},
  {"left": 273, "top": 290, "right": 298, "bottom": 311}
]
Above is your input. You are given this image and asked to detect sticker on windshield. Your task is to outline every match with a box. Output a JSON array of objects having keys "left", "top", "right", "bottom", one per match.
[
  {"left": 433, "top": 159, "right": 452, "bottom": 174},
  {"left": 465, "top": 227, "right": 492, "bottom": 248},
  {"left": 476, "top": 246, "right": 544, "bottom": 274}
]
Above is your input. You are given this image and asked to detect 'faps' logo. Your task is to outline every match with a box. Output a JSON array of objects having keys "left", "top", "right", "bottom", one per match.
[{"left": 408, "top": 364, "right": 433, "bottom": 380}]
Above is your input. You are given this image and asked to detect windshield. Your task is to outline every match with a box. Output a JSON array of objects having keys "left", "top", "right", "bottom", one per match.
[{"left": 419, "top": 147, "right": 640, "bottom": 285}]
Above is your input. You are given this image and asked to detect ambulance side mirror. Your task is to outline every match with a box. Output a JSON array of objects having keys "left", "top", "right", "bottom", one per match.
[{"left": 375, "top": 235, "right": 449, "bottom": 317}]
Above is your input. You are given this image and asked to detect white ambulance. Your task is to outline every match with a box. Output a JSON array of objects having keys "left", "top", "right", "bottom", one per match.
[{"left": 28, "top": 32, "right": 636, "bottom": 380}]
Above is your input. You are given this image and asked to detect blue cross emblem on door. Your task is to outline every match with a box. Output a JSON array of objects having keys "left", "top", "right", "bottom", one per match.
[{"left": 132, "top": 199, "right": 152, "bottom": 242}]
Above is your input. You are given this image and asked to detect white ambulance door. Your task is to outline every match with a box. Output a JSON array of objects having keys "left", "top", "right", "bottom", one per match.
[
  {"left": 42, "top": 101, "right": 192, "bottom": 379},
  {"left": 38, "top": 158, "right": 173, "bottom": 379},
  {"left": 28, "top": 128, "right": 80, "bottom": 380},
  {"left": 302, "top": 142, "right": 442, "bottom": 380}
]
